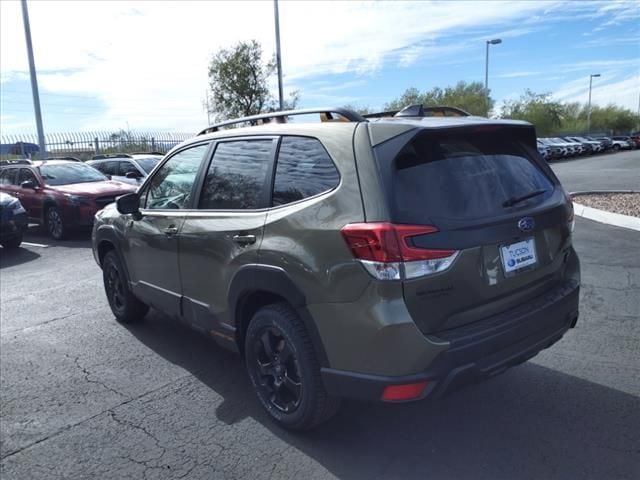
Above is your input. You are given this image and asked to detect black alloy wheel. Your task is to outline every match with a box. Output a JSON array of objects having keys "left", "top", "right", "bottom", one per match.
[
  {"left": 244, "top": 303, "right": 340, "bottom": 430},
  {"left": 253, "top": 327, "right": 303, "bottom": 414},
  {"left": 102, "top": 250, "right": 148, "bottom": 323}
]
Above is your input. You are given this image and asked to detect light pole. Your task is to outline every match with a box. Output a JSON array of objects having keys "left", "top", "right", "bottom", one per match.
[
  {"left": 274, "top": 0, "right": 284, "bottom": 111},
  {"left": 587, "top": 73, "right": 601, "bottom": 132},
  {"left": 484, "top": 38, "right": 502, "bottom": 116},
  {"left": 20, "top": 0, "right": 46, "bottom": 158}
]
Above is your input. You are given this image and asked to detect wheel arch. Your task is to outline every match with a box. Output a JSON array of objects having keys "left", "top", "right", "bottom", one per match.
[{"left": 229, "top": 264, "right": 330, "bottom": 368}]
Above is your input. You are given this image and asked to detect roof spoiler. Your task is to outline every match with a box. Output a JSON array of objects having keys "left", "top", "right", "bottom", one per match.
[{"left": 364, "top": 105, "right": 472, "bottom": 119}]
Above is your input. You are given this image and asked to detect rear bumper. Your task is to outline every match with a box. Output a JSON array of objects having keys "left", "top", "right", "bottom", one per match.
[{"left": 321, "top": 278, "right": 579, "bottom": 402}]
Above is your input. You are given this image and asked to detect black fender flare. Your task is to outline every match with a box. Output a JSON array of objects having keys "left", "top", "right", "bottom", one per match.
[
  {"left": 94, "top": 225, "right": 131, "bottom": 285},
  {"left": 228, "top": 264, "right": 330, "bottom": 367}
]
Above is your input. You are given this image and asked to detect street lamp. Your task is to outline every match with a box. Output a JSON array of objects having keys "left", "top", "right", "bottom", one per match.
[
  {"left": 485, "top": 38, "right": 502, "bottom": 116},
  {"left": 587, "top": 73, "right": 601, "bottom": 132}
]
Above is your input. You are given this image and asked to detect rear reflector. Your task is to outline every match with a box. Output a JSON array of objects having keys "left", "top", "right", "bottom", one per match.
[
  {"left": 341, "top": 223, "right": 459, "bottom": 280},
  {"left": 381, "top": 381, "right": 429, "bottom": 401}
]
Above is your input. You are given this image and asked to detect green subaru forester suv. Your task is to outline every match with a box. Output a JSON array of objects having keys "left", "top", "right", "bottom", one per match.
[{"left": 92, "top": 106, "right": 580, "bottom": 430}]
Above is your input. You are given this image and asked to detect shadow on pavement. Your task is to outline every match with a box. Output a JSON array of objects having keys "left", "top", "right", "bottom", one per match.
[
  {"left": 22, "top": 225, "right": 93, "bottom": 249},
  {"left": 0, "top": 246, "right": 41, "bottom": 268},
  {"left": 126, "top": 310, "right": 639, "bottom": 480}
]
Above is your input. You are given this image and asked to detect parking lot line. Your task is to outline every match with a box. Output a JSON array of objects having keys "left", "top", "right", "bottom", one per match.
[{"left": 21, "top": 241, "right": 50, "bottom": 248}]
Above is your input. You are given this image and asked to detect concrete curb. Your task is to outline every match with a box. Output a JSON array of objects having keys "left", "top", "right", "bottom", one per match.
[{"left": 573, "top": 202, "right": 640, "bottom": 231}]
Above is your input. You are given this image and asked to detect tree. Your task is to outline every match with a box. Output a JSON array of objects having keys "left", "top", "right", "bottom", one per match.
[
  {"left": 208, "top": 40, "right": 299, "bottom": 121},
  {"left": 500, "top": 90, "right": 564, "bottom": 136},
  {"left": 383, "top": 82, "right": 491, "bottom": 116}
]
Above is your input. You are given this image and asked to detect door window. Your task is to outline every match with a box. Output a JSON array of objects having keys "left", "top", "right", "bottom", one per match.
[
  {"left": 118, "top": 160, "right": 139, "bottom": 176},
  {"left": 199, "top": 139, "right": 274, "bottom": 210},
  {"left": 18, "top": 168, "right": 38, "bottom": 185},
  {"left": 144, "top": 144, "right": 209, "bottom": 210},
  {"left": 0, "top": 169, "right": 18, "bottom": 185},
  {"left": 272, "top": 136, "right": 340, "bottom": 206},
  {"left": 99, "top": 161, "right": 119, "bottom": 176}
]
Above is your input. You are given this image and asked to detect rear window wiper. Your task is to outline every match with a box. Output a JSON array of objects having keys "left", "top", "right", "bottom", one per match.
[{"left": 502, "top": 189, "right": 547, "bottom": 208}]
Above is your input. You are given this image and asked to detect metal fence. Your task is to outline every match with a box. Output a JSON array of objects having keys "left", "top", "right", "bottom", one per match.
[{"left": 0, "top": 131, "right": 193, "bottom": 160}]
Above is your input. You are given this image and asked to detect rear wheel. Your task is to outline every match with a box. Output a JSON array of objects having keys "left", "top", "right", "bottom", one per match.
[
  {"left": 1, "top": 232, "right": 22, "bottom": 249},
  {"left": 103, "top": 250, "right": 148, "bottom": 323},
  {"left": 613, "top": 144, "right": 621, "bottom": 151},
  {"left": 244, "top": 303, "right": 340, "bottom": 430},
  {"left": 46, "top": 206, "right": 66, "bottom": 240}
]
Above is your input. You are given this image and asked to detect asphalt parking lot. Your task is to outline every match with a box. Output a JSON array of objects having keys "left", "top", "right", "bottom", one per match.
[
  {"left": 550, "top": 149, "right": 639, "bottom": 193},
  {"left": 1, "top": 156, "right": 639, "bottom": 479}
]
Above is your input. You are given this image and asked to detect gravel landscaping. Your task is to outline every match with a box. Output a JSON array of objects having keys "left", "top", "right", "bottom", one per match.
[{"left": 574, "top": 192, "right": 640, "bottom": 218}]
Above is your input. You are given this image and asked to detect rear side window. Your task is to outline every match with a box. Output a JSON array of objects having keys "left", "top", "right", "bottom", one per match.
[
  {"left": 272, "top": 136, "right": 339, "bottom": 206},
  {"left": 0, "top": 169, "right": 18, "bottom": 185},
  {"left": 380, "top": 129, "right": 554, "bottom": 224},
  {"left": 199, "top": 139, "right": 274, "bottom": 210}
]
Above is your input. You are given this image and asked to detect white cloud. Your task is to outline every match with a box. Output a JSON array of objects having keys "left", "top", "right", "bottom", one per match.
[
  {"left": 1, "top": 0, "right": 638, "bottom": 133},
  {"left": 553, "top": 74, "right": 640, "bottom": 109}
]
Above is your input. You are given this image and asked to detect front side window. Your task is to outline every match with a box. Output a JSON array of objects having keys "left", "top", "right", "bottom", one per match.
[
  {"left": 199, "top": 139, "right": 273, "bottom": 210},
  {"left": 118, "top": 160, "right": 139, "bottom": 176},
  {"left": 39, "top": 163, "right": 107, "bottom": 186},
  {"left": 145, "top": 144, "right": 208, "bottom": 210},
  {"left": 272, "top": 136, "right": 339, "bottom": 206},
  {"left": 18, "top": 168, "right": 38, "bottom": 185}
]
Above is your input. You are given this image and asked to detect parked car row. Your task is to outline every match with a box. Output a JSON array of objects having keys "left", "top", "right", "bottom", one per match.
[{"left": 537, "top": 134, "right": 639, "bottom": 160}]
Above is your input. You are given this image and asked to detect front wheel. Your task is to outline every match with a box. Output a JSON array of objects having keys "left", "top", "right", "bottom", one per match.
[
  {"left": 103, "top": 250, "right": 149, "bottom": 323},
  {"left": 612, "top": 144, "right": 621, "bottom": 151},
  {"left": 46, "top": 206, "right": 66, "bottom": 240},
  {"left": 244, "top": 303, "right": 340, "bottom": 431}
]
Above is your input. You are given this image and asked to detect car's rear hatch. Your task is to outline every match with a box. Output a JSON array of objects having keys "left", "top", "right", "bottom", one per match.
[{"left": 371, "top": 124, "right": 574, "bottom": 335}]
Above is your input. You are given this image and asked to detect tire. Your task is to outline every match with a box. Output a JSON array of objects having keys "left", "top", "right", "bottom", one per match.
[
  {"left": 46, "top": 206, "right": 66, "bottom": 240},
  {"left": 1, "top": 232, "right": 22, "bottom": 249},
  {"left": 613, "top": 144, "right": 621, "bottom": 151},
  {"left": 102, "top": 250, "right": 148, "bottom": 323},
  {"left": 244, "top": 303, "right": 340, "bottom": 431}
]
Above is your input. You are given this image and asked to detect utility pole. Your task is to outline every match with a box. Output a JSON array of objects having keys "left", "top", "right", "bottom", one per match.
[
  {"left": 274, "top": 0, "right": 284, "bottom": 110},
  {"left": 20, "top": 0, "right": 46, "bottom": 158},
  {"left": 587, "top": 73, "right": 601, "bottom": 132},
  {"left": 484, "top": 38, "right": 502, "bottom": 117},
  {"left": 205, "top": 90, "right": 211, "bottom": 125}
]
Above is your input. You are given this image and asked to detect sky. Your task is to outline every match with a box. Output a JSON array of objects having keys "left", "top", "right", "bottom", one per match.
[{"left": 0, "top": 0, "right": 639, "bottom": 136}]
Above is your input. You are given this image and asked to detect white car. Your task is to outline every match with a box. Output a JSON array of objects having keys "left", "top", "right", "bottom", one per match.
[{"left": 87, "top": 154, "right": 162, "bottom": 185}]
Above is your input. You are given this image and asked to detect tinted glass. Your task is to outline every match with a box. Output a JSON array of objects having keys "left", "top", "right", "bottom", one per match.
[
  {"left": 18, "top": 169, "right": 38, "bottom": 184},
  {"left": 118, "top": 160, "right": 139, "bottom": 176},
  {"left": 0, "top": 169, "right": 18, "bottom": 185},
  {"left": 380, "top": 129, "right": 554, "bottom": 223},
  {"left": 272, "top": 136, "right": 339, "bottom": 206},
  {"left": 199, "top": 139, "right": 273, "bottom": 210},
  {"left": 145, "top": 144, "right": 208, "bottom": 210},
  {"left": 135, "top": 157, "right": 160, "bottom": 174},
  {"left": 39, "top": 163, "right": 107, "bottom": 185},
  {"left": 97, "top": 161, "right": 119, "bottom": 176}
]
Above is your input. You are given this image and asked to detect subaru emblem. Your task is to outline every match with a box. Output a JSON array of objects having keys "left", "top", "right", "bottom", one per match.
[{"left": 518, "top": 217, "right": 535, "bottom": 232}]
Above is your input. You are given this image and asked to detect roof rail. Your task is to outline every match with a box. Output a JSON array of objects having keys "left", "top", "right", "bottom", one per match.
[
  {"left": 45, "top": 156, "right": 82, "bottom": 162},
  {"left": 0, "top": 159, "right": 32, "bottom": 167},
  {"left": 197, "top": 107, "right": 367, "bottom": 135},
  {"left": 364, "top": 104, "right": 472, "bottom": 119},
  {"left": 91, "top": 153, "right": 133, "bottom": 160},
  {"left": 130, "top": 152, "right": 164, "bottom": 156}
]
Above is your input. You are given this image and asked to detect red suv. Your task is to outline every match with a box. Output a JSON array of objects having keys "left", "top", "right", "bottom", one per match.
[{"left": 0, "top": 160, "right": 135, "bottom": 239}]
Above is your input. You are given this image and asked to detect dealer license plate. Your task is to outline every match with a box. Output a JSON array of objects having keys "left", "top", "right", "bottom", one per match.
[{"left": 500, "top": 238, "right": 537, "bottom": 275}]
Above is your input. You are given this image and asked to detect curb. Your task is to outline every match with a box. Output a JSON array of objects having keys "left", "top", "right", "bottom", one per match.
[{"left": 573, "top": 202, "right": 640, "bottom": 231}]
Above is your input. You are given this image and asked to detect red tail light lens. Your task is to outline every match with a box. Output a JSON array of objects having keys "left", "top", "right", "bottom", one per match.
[
  {"left": 341, "top": 223, "right": 454, "bottom": 261},
  {"left": 381, "top": 381, "right": 429, "bottom": 401},
  {"left": 341, "top": 223, "right": 459, "bottom": 280}
]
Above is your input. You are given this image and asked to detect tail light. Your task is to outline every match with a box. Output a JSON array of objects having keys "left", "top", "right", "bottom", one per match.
[
  {"left": 563, "top": 190, "right": 575, "bottom": 233},
  {"left": 341, "top": 223, "right": 459, "bottom": 281}
]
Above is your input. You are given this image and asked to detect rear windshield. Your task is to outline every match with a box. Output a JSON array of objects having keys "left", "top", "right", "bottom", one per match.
[{"left": 377, "top": 129, "right": 554, "bottom": 224}]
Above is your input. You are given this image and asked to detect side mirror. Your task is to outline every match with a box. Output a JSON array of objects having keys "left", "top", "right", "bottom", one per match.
[
  {"left": 20, "top": 180, "right": 37, "bottom": 189},
  {"left": 116, "top": 192, "right": 141, "bottom": 218},
  {"left": 125, "top": 170, "right": 142, "bottom": 179}
]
